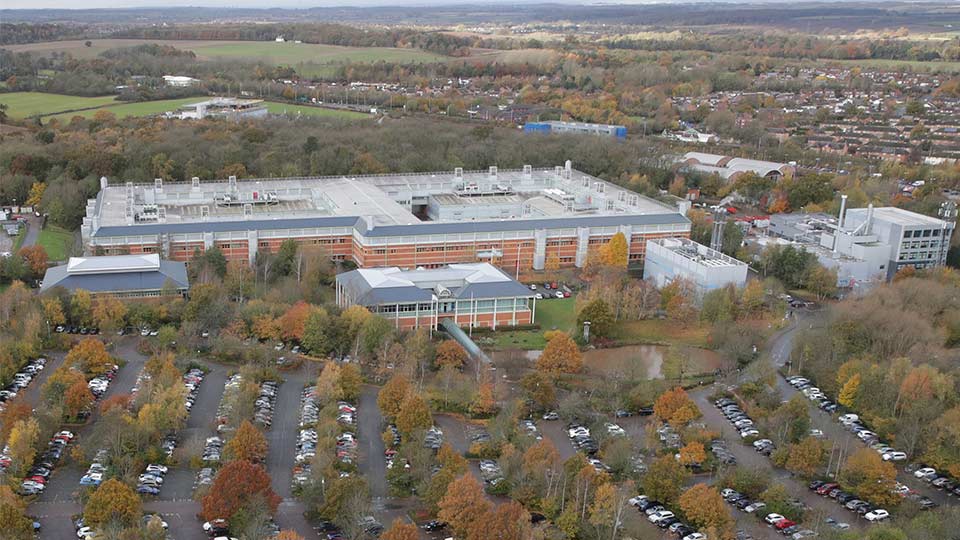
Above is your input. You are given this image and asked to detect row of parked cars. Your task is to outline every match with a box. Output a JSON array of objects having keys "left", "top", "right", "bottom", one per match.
[
  {"left": 54, "top": 325, "right": 101, "bottom": 335},
  {"left": 293, "top": 385, "right": 320, "bottom": 487},
  {"left": 0, "top": 357, "right": 46, "bottom": 407},
  {"left": 79, "top": 449, "right": 109, "bottom": 487},
  {"left": 424, "top": 425, "right": 443, "bottom": 450},
  {"left": 253, "top": 380, "right": 279, "bottom": 429},
  {"left": 714, "top": 397, "right": 760, "bottom": 439},
  {"left": 479, "top": 459, "right": 504, "bottom": 486},
  {"left": 566, "top": 422, "right": 599, "bottom": 454},
  {"left": 786, "top": 375, "right": 954, "bottom": 503},
  {"left": 909, "top": 463, "right": 957, "bottom": 501},
  {"left": 87, "top": 364, "right": 119, "bottom": 401},
  {"left": 629, "top": 494, "right": 704, "bottom": 540},
  {"left": 808, "top": 480, "right": 891, "bottom": 522},
  {"left": 18, "top": 430, "right": 74, "bottom": 495},
  {"left": 718, "top": 488, "right": 816, "bottom": 539},
  {"left": 135, "top": 463, "right": 169, "bottom": 496},
  {"left": 216, "top": 374, "right": 245, "bottom": 434}
]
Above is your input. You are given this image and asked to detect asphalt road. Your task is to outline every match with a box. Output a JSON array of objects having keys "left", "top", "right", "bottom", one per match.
[
  {"left": 20, "top": 215, "right": 41, "bottom": 249},
  {"left": 358, "top": 384, "right": 388, "bottom": 500}
]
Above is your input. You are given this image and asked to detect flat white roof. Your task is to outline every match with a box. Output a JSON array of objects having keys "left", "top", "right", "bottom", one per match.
[
  {"left": 67, "top": 253, "right": 161, "bottom": 275},
  {"left": 847, "top": 206, "right": 949, "bottom": 228}
]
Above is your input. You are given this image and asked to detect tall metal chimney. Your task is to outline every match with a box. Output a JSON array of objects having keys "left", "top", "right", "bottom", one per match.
[{"left": 834, "top": 194, "right": 848, "bottom": 253}]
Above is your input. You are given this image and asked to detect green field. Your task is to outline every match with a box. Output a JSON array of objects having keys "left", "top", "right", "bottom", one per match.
[
  {"left": 0, "top": 92, "right": 119, "bottom": 119},
  {"left": 45, "top": 97, "right": 210, "bottom": 123},
  {"left": 6, "top": 39, "right": 447, "bottom": 68},
  {"left": 263, "top": 101, "right": 370, "bottom": 119},
  {"left": 38, "top": 225, "right": 75, "bottom": 261}
]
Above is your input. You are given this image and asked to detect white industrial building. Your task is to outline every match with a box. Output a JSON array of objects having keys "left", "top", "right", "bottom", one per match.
[
  {"left": 643, "top": 237, "right": 749, "bottom": 297},
  {"left": 766, "top": 200, "right": 955, "bottom": 290},
  {"left": 167, "top": 98, "right": 268, "bottom": 121}
]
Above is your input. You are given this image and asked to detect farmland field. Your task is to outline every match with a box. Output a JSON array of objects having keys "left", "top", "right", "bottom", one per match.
[
  {"left": 5, "top": 39, "right": 447, "bottom": 66},
  {"left": 0, "top": 92, "right": 119, "bottom": 119},
  {"left": 262, "top": 101, "right": 370, "bottom": 119},
  {"left": 44, "top": 97, "right": 209, "bottom": 122}
]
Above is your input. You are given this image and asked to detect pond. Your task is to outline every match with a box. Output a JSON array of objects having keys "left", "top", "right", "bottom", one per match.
[{"left": 488, "top": 344, "right": 722, "bottom": 381}]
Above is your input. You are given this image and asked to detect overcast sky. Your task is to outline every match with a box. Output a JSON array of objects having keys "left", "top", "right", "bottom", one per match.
[{"left": 4, "top": 0, "right": 584, "bottom": 8}]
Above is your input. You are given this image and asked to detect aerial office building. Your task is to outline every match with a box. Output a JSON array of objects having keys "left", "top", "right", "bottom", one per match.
[
  {"left": 335, "top": 263, "right": 535, "bottom": 330},
  {"left": 766, "top": 200, "right": 955, "bottom": 289},
  {"left": 524, "top": 121, "right": 627, "bottom": 139},
  {"left": 80, "top": 161, "right": 691, "bottom": 273},
  {"left": 643, "top": 238, "right": 749, "bottom": 297},
  {"left": 40, "top": 254, "right": 189, "bottom": 298}
]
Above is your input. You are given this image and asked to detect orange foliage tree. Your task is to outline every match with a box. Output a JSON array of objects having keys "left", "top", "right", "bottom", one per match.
[
  {"left": 654, "top": 387, "right": 701, "bottom": 427},
  {"left": 536, "top": 332, "right": 582, "bottom": 374},
  {"left": 435, "top": 340, "right": 467, "bottom": 370},
  {"left": 201, "top": 460, "right": 280, "bottom": 521},
  {"left": 437, "top": 474, "right": 491, "bottom": 538}
]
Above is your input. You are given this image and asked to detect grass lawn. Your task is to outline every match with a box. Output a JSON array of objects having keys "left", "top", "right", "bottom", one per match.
[
  {"left": 489, "top": 296, "right": 576, "bottom": 350},
  {"left": 44, "top": 97, "right": 210, "bottom": 123},
  {"left": 609, "top": 319, "right": 712, "bottom": 348},
  {"left": 38, "top": 225, "right": 75, "bottom": 261},
  {"left": 0, "top": 92, "right": 119, "bottom": 119},
  {"left": 263, "top": 101, "right": 370, "bottom": 119}
]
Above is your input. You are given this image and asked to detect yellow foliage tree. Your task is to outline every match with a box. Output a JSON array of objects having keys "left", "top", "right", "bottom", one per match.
[
  {"left": 678, "top": 483, "right": 734, "bottom": 537},
  {"left": 600, "top": 232, "right": 629, "bottom": 268},
  {"left": 678, "top": 441, "right": 706, "bottom": 466},
  {"left": 838, "top": 373, "right": 860, "bottom": 408}
]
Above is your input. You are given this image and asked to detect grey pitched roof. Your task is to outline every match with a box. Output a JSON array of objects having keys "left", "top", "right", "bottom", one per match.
[
  {"left": 360, "top": 213, "right": 690, "bottom": 237},
  {"left": 93, "top": 216, "right": 362, "bottom": 237},
  {"left": 93, "top": 213, "right": 689, "bottom": 238},
  {"left": 41, "top": 260, "right": 188, "bottom": 294}
]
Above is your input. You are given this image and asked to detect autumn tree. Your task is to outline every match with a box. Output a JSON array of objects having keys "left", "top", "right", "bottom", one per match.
[
  {"left": 784, "top": 437, "right": 826, "bottom": 479},
  {"left": 224, "top": 420, "right": 268, "bottom": 463},
  {"left": 841, "top": 447, "right": 898, "bottom": 507},
  {"left": 678, "top": 441, "right": 706, "bottom": 466},
  {"left": 380, "top": 519, "right": 419, "bottom": 540},
  {"left": 0, "top": 485, "right": 33, "bottom": 539},
  {"left": 520, "top": 371, "right": 556, "bottom": 410},
  {"left": 7, "top": 418, "right": 39, "bottom": 477},
  {"left": 471, "top": 500, "right": 532, "bottom": 540},
  {"left": 70, "top": 289, "right": 93, "bottom": 326},
  {"left": 0, "top": 400, "right": 32, "bottom": 445},
  {"left": 472, "top": 378, "right": 497, "bottom": 416},
  {"left": 17, "top": 245, "right": 47, "bottom": 279},
  {"left": 66, "top": 338, "right": 112, "bottom": 376},
  {"left": 377, "top": 374, "right": 411, "bottom": 420},
  {"left": 536, "top": 332, "right": 582, "bottom": 374},
  {"left": 65, "top": 379, "right": 94, "bottom": 419},
  {"left": 84, "top": 479, "right": 142, "bottom": 528},
  {"left": 643, "top": 455, "right": 690, "bottom": 504},
  {"left": 279, "top": 301, "right": 313, "bottom": 343},
  {"left": 438, "top": 474, "right": 492, "bottom": 538},
  {"left": 679, "top": 483, "right": 734, "bottom": 536},
  {"left": 576, "top": 298, "right": 615, "bottom": 338},
  {"left": 435, "top": 340, "right": 467, "bottom": 370},
  {"left": 396, "top": 393, "right": 432, "bottom": 436},
  {"left": 201, "top": 460, "right": 280, "bottom": 521},
  {"left": 338, "top": 362, "right": 362, "bottom": 401},
  {"left": 41, "top": 297, "right": 66, "bottom": 328},
  {"left": 275, "top": 532, "right": 305, "bottom": 540},
  {"left": 315, "top": 362, "right": 342, "bottom": 406},
  {"left": 600, "top": 232, "right": 629, "bottom": 268},
  {"left": 838, "top": 373, "right": 861, "bottom": 408},
  {"left": 92, "top": 296, "right": 127, "bottom": 331},
  {"left": 654, "top": 387, "right": 701, "bottom": 427}
]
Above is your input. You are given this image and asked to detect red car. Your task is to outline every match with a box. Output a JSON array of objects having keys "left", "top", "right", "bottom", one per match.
[
  {"left": 774, "top": 519, "right": 796, "bottom": 530},
  {"left": 816, "top": 483, "right": 838, "bottom": 495}
]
